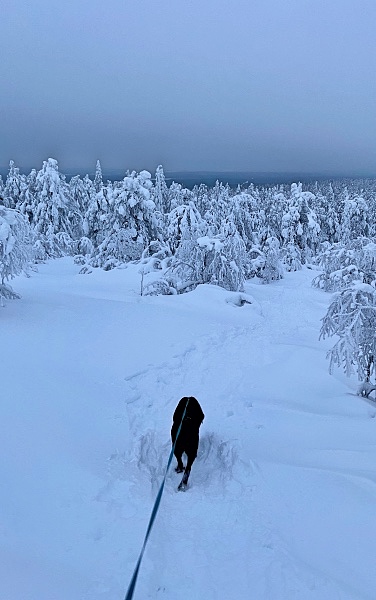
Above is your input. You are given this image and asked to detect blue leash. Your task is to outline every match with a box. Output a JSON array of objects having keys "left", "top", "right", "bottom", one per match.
[{"left": 124, "top": 398, "right": 189, "bottom": 600}]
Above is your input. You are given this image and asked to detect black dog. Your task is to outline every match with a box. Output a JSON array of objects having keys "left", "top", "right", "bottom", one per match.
[{"left": 171, "top": 396, "right": 204, "bottom": 488}]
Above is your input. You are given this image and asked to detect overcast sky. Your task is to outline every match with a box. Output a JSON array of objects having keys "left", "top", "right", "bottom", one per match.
[{"left": 2, "top": 0, "right": 376, "bottom": 175}]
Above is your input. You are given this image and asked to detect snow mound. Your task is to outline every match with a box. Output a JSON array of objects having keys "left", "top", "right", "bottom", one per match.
[{"left": 225, "top": 292, "right": 255, "bottom": 307}]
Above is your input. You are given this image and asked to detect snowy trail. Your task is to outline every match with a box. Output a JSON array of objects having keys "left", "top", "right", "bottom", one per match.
[
  {"left": 2, "top": 258, "right": 376, "bottom": 600},
  {"left": 121, "top": 271, "right": 375, "bottom": 599}
]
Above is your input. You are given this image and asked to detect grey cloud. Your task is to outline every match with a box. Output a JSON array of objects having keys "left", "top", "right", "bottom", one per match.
[{"left": 2, "top": 0, "right": 376, "bottom": 175}]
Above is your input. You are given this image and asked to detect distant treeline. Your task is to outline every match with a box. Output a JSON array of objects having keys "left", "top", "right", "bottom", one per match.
[
  {"left": 2, "top": 164, "right": 376, "bottom": 189},
  {"left": 2, "top": 157, "right": 376, "bottom": 386},
  {"left": 1, "top": 157, "right": 376, "bottom": 293}
]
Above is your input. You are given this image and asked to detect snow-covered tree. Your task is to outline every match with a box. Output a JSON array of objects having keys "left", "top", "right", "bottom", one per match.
[
  {"left": 153, "top": 165, "right": 170, "bottom": 214},
  {"left": 313, "top": 238, "right": 376, "bottom": 292},
  {"left": 34, "top": 159, "right": 80, "bottom": 237},
  {"left": 89, "top": 170, "right": 159, "bottom": 269},
  {"left": 264, "top": 187, "right": 286, "bottom": 243},
  {"left": 258, "top": 236, "right": 284, "bottom": 284},
  {"left": 0, "top": 206, "right": 33, "bottom": 299},
  {"left": 168, "top": 182, "right": 192, "bottom": 211},
  {"left": 143, "top": 204, "right": 248, "bottom": 294},
  {"left": 320, "top": 283, "right": 376, "bottom": 383},
  {"left": 166, "top": 201, "right": 206, "bottom": 254},
  {"left": 192, "top": 183, "right": 210, "bottom": 217},
  {"left": 214, "top": 217, "right": 247, "bottom": 290},
  {"left": 195, "top": 180, "right": 231, "bottom": 237},
  {"left": 281, "top": 241, "right": 303, "bottom": 273},
  {"left": 310, "top": 185, "right": 340, "bottom": 245},
  {"left": 340, "top": 190, "right": 369, "bottom": 243},
  {"left": 32, "top": 158, "right": 82, "bottom": 258},
  {"left": 17, "top": 169, "right": 37, "bottom": 225},
  {"left": 93, "top": 160, "right": 103, "bottom": 194},
  {"left": 228, "top": 192, "right": 266, "bottom": 250},
  {"left": 69, "top": 174, "right": 91, "bottom": 217},
  {"left": 148, "top": 216, "right": 246, "bottom": 294},
  {"left": 4, "top": 161, "right": 25, "bottom": 209},
  {"left": 281, "top": 183, "right": 319, "bottom": 269},
  {"left": 82, "top": 179, "right": 110, "bottom": 245}
]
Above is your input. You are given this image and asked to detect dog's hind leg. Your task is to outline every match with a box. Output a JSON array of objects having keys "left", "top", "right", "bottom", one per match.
[
  {"left": 178, "top": 467, "right": 191, "bottom": 491},
  {"left": 171, "top": 426, "right": 185, "bottom": 473},
  {"left": 173, "top": 446, "right": 184, "bottom": 473},
  {"left": 177, "top": 445, "right": 197, "bottom": 490},
  {"left": 184, "top": 438, "right": 198, "bottom": 475},
  {"left": 181, "top": 452, "right": 195, "bottom": 486}
]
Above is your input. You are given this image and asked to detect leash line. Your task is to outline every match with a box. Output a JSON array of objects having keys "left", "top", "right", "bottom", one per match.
[{"left": 124, "top": 398, "right": 189, "bottom": 600}]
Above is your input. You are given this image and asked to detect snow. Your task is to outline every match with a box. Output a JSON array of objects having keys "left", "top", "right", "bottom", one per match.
[
  {"left": 0, "top": 208, "right": 16, "bottom": 251},
  {"left": 138, "top": 170, "right": 152, "bottom": 182},
  {"left": 351, "top": 281, "right": 376, "bottom": 293},
  {"left": 2, "top": 258, "right": 376, "bottom": 600},
  {"left": 197, "top": 236, "right": 224, "bottom": 251},
  {"left": 0, "top": 220, "right": 10, "bottom": 243}
]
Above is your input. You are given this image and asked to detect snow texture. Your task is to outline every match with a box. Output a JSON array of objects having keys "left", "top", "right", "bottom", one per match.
[{"left": 1, "top": 258, "right": 376, "bottom": 600}]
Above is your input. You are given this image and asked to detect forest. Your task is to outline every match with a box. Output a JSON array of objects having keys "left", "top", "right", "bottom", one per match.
[{"left": 1, "top": 157, "right": 376, "bottom": 386}]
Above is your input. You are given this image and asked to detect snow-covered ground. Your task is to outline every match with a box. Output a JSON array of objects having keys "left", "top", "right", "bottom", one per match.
[{"left": 2, "top": 258, "right": 376, "bottom": 600}]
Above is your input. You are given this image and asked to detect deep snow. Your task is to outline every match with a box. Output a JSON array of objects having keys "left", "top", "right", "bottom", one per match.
[{"left": 1, "top": 258, "right": 376, "bottom": 600}]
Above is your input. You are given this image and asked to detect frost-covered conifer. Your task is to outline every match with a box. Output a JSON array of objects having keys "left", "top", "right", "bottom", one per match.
[
  {"left": 266, "top": 187, "right": 287, "bottom": 243},
  {"left": 281, "top": 183, "right": 319, "bottom": 269},
  {"left": 34, "top": 159, "right": 79, "bottom": 237},
  {"left": 93, "top": 160, "right": 103, "bottom": 194},
  {"left": 32, "top": 158, "right": 82, "bottom": 259},
  {"left": 200, "top": 181, "right": 230, "bottom": 236},
  {"left": 82, "top": 177, "right": 109, "bottom": 244},
  {"left": 168, "top": 182, "right": 192, "bottom": 211},
  {"left": 320, "top": 283, "right": 376, "bottom": 382},
  {"left": 229, "top": 192, "right": 266, "bottom": 250},
  {"left": 259, "top": 236, "right": 284, "bottom": 284},
  {"left": 69, "top": 175, "right": 91, "bottom": 216},
  {"left": 313, "top": 238, "right": 376, "bottom": 292},
  {"left": 148, "top": 218, "right": 246, "bottom": 294},
  {"left": 193, "top": 220, "right": 246, "bottom": 288},
  {"left": 192, "top": 183, "right": 210, "bottom": 217},
  {"left": 0, "top": 206, "right": 33, "bottom": 299},
  {"left": 4, "top": 161, "right": 25, "bottom": 209},
  {"left": 17, "top": 169, "right": 37, "bottom": 225},
  {"left": 89, "top": 170, "right": 159, "bottom": 269},
  {"left": 340, "top": 192, "right": 369, "bottom": 242},
  {"left": 310, "top": 186, "right": 340, "bottom": 244},
  {"left": 166, "top": 201, "right": 206, "bottom": 254},
  {"left": 281, "top": 241, "right": 302, "bottom": 272},
  {"left": 153, "top": 165, "right": 170, "bottom": 214},
  {"left": 215, "top": 217, "right": 247, "bottom": 290}
]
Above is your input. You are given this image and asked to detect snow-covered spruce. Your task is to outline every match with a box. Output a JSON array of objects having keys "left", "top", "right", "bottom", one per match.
[
  {"left": 0, "top": 205, "right": 34, "bottom": 300},
  {"left": 4, "top": 158, "right": 376, "bottom": 301},
  {"left": 313, "top": 237, "right": 376, "bottom": 292},
  {"left": 88, "top": 170, "right": 161, "bottom": 269},
  {"left": 320, "top": 282, "right": 376, "bottom": 383},
  {"left": 144, "top": 221, "right": 247, "bottom": 295}
]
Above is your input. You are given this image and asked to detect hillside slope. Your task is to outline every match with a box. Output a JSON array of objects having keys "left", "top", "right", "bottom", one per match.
[{"left": 1, "top": 258, "right": 376, "bottom": 600}]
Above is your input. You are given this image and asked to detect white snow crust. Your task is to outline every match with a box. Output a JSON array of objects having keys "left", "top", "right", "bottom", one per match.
[{"left": 1, "top": 258, "right": 376, "bottom": 600}]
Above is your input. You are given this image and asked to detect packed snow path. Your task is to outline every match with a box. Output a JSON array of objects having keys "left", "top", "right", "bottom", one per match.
[{"left": 2, "top": 258, "right": 376, "bottom": 600}]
